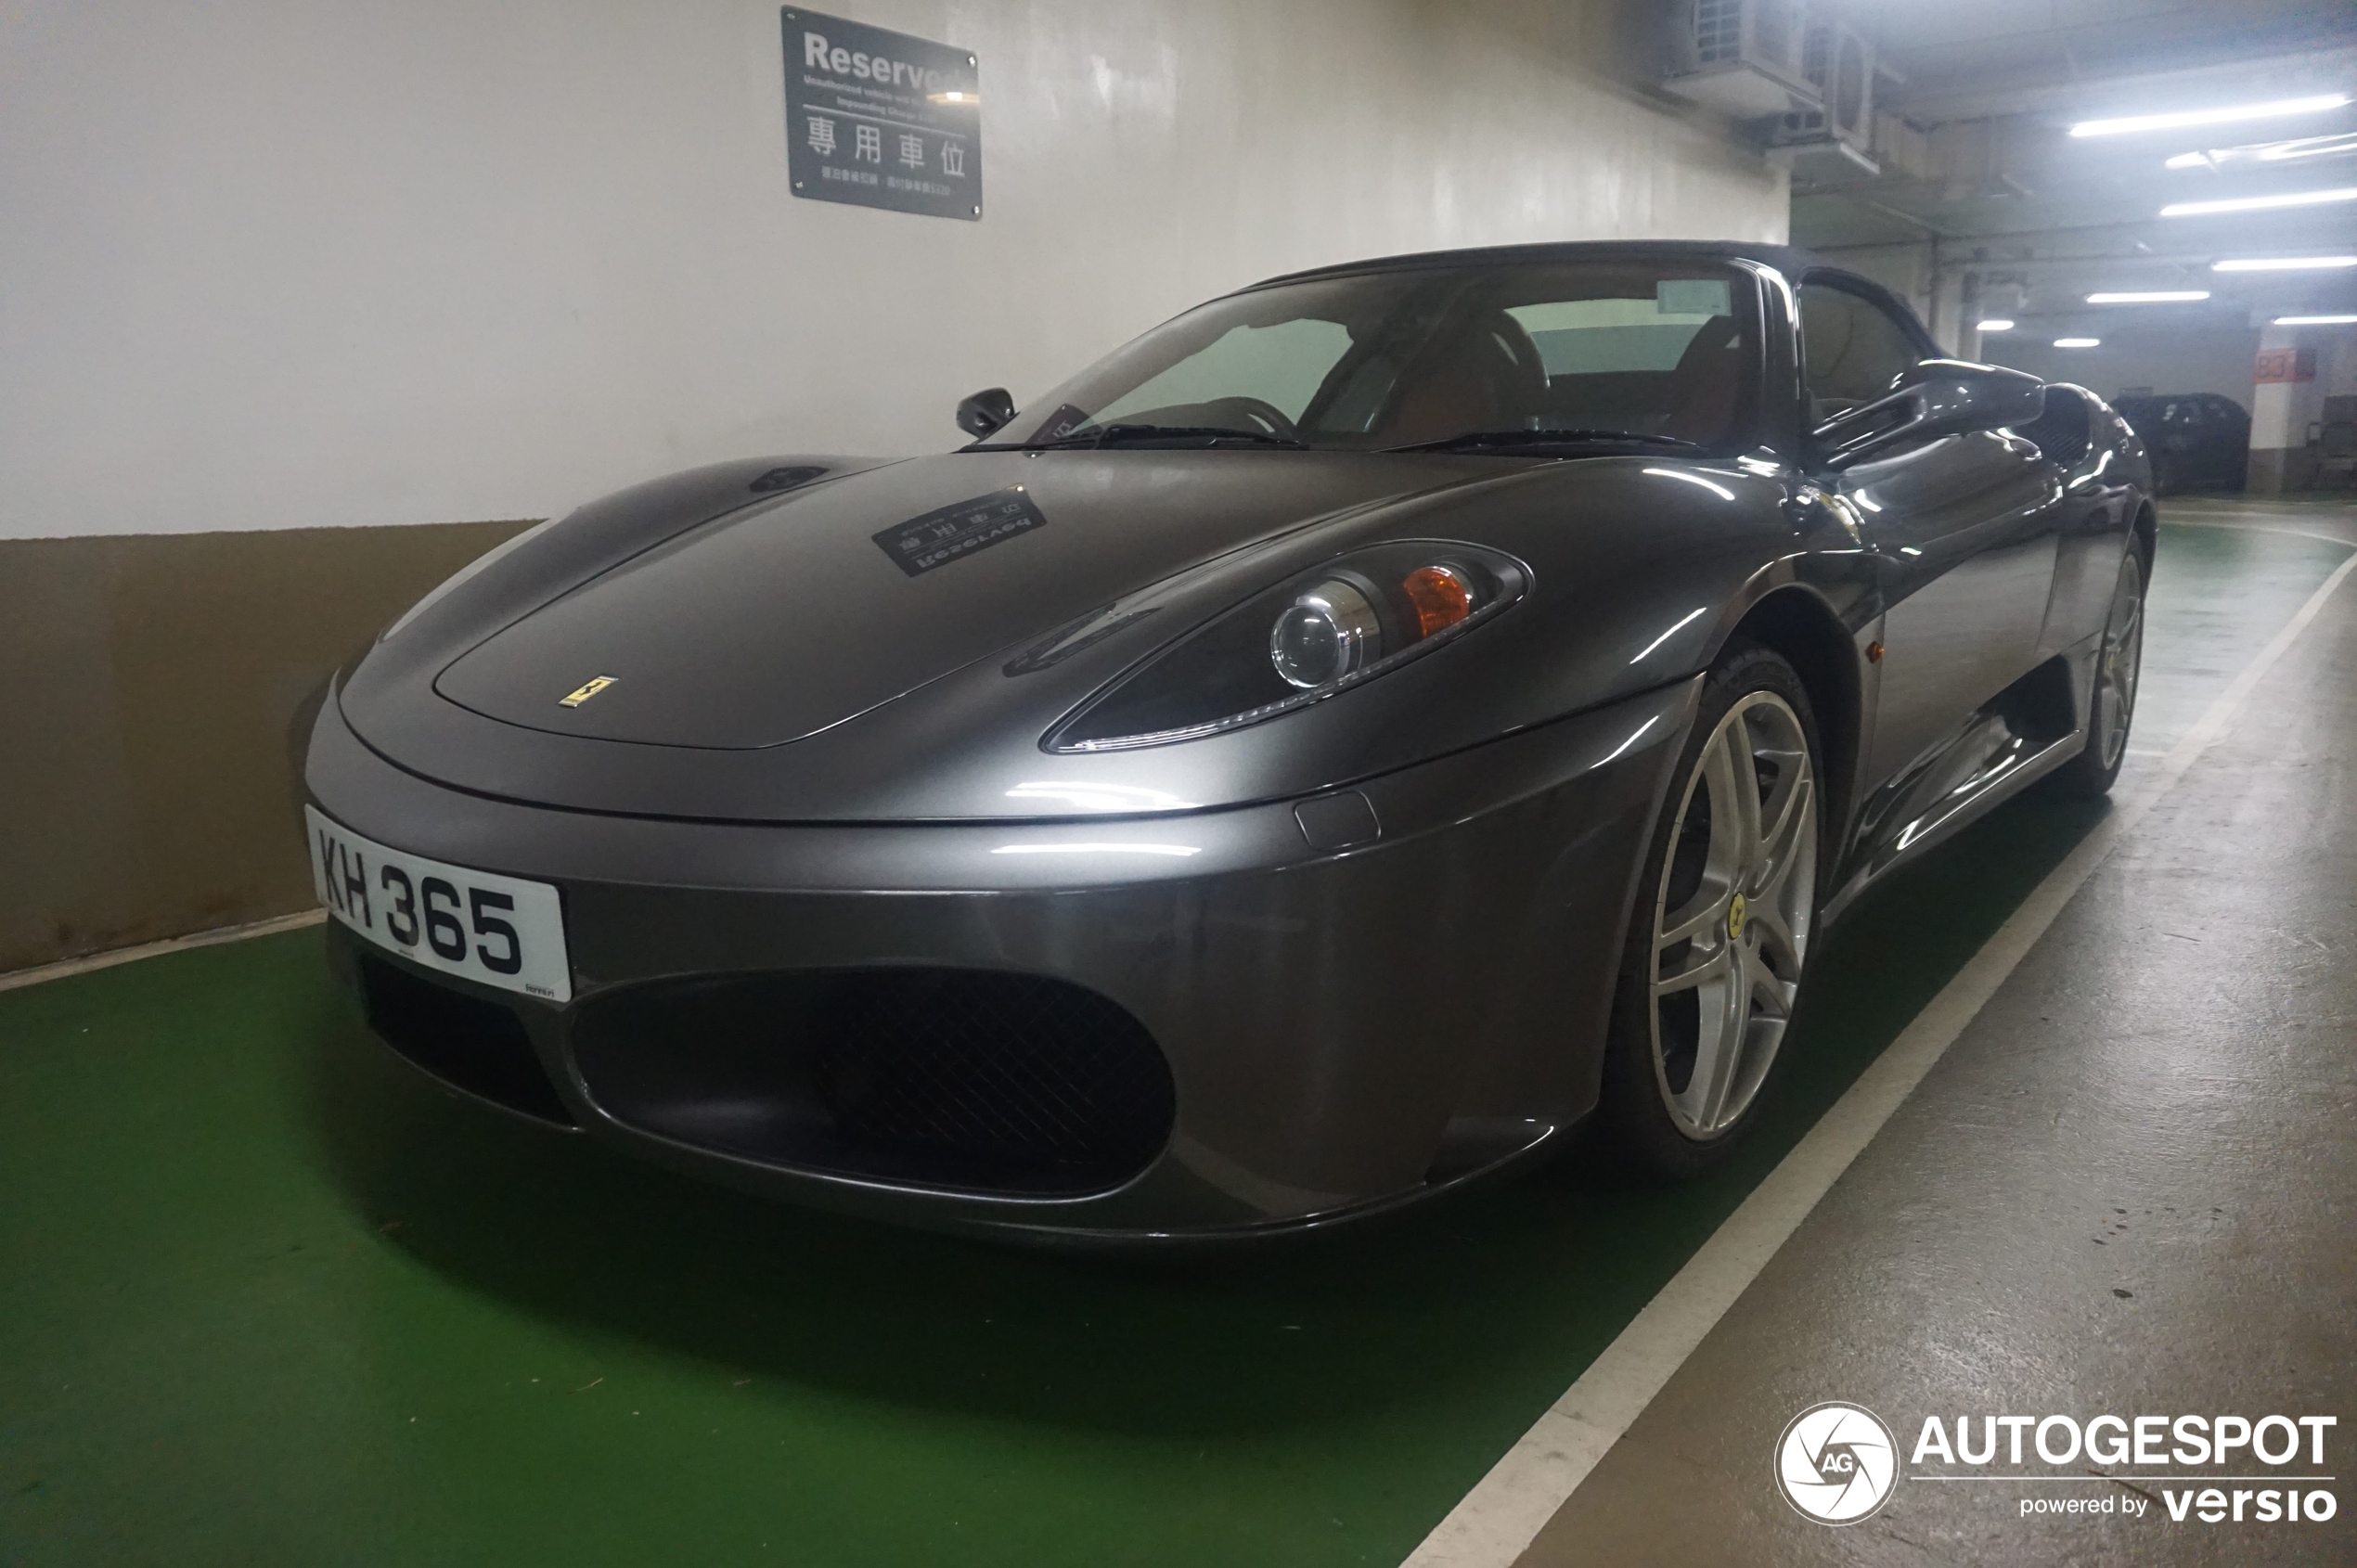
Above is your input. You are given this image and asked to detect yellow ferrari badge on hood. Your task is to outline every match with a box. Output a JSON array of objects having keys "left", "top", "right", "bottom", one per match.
[{"left": 559, "top": 675, "right": 618, "bottom": 708}]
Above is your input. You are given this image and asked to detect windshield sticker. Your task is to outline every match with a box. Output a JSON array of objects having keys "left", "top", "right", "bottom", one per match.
[
  {"left": 873, "top": 488, "right": 1047, "bottom": 576},
  {"left": 1657, "top": 278, "right": 1732, "bottom": 317}
]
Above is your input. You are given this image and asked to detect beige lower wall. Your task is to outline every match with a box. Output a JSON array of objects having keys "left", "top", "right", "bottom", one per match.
[
  {"left": 2247, "top": 448, "right": 2313, "bottom": 495},
  {"left": 0, "top": 521, "right": 535, "bottom": 974}
]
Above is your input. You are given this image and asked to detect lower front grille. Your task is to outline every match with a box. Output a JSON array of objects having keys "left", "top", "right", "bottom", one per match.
[
  {"left": 572, "top": 968, "right": 1175, "bottom": 1197},
  {"left": 355, "top": 952, "right": 573, "bottom": 1125}
]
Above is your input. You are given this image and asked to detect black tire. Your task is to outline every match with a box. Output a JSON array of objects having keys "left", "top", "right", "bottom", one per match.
[
  {"left": 1593, "top": 643, "right": 1824, "bottom": 1180},
  {"left": 2045, "top": 548, "right": 2145, "bottom": 800}
]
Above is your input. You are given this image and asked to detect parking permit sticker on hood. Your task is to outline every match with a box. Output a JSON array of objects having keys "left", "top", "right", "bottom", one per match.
[{"left": 873, "top": 487, "right": 1047, "bottom": 576}]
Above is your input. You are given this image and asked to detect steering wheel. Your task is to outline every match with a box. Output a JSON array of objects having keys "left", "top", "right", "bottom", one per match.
[{"left": 1198, "top": 395, "right": 1305, "bottom": 443}]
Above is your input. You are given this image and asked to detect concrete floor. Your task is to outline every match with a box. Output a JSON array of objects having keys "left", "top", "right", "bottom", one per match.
[
  {"left": 1521, "top": 499, "right": 2357, "bottom": 1566},
  {"left": 1, "top": 500, "right": 2350, "bottom": 1566}
]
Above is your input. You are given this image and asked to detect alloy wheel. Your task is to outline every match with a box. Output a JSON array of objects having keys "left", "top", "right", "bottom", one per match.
[
  {"left": 2093, "top": 559, "right": 2144, "bottom": 771},
  {"left": 1648, "top": 691, "right": 1819, "bottom": 1139}
]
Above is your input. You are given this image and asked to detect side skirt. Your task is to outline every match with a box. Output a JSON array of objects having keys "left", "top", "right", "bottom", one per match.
[{"left": 1821, "top": 636, "right": 2100, "bottom": 926}]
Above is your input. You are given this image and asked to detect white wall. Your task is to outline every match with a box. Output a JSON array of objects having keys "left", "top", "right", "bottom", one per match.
[{"left": 0, "top": 0, "right": 1787, "bottom": 539}]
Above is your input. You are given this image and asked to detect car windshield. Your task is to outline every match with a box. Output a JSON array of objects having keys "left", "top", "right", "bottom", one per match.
[{"left": 979, "top": 259, "right": 1758, "bottom": 454}]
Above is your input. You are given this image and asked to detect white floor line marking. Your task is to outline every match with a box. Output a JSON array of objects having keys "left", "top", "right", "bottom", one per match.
[
  {"left": 0, "top": 909, "right": 327, "bottom": 996},
  {"left": 2163, "top": 516, "right": 2357, "bottom": 550},
  {"left": 1402, "top": 546, "right": 2357, "bottom": 1568}
]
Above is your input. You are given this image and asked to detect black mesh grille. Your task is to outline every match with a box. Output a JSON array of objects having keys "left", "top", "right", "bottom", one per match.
[
  {"left": 355, "top": 952, "right": 573, "bottom": 1125},
  {"left": 818, "top": 970, "right": 1160, "bottom": 1167},
  {"left": 572, "top": 969, "right": 1175, "bottom": 1196}
]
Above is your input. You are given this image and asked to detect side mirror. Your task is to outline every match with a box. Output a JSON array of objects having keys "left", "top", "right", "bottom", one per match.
[
  {"left": 1812, "top": 360, "right": 2046, "bottom": 470},
  {"left": 956, "top": 386, "right": 1017, "bottom": 439}
]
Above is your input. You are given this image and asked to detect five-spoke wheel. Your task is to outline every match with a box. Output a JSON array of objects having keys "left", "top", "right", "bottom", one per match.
[
  {"left": 1648, "top": 689, "right": 1818, "bottom": 1138},
  {"left": 1599, "top": 645, "right": 1822, "bottom": 1175},
  {"left": 2051, "top": 546, "right": 2146, "bottom": 799}
]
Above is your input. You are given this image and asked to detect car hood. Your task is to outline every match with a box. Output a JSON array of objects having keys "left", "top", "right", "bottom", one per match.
[
  {"left": 341, "top": 448, "right": 1805, "bottom": 823},
  {"left": 432, "top": 449, "right": 1478, "bottom": 750}
]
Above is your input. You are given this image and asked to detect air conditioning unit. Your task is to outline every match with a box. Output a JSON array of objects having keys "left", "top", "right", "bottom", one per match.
[
  {"left": 1769, "top": 17, "right": 1879, "bottom": 177},
  {"left": 1793, "top": 19, "right": 1874, "bottom": 145},
  {"left": 1664, "top": 0, "right": 1819, "bottom": 120}
]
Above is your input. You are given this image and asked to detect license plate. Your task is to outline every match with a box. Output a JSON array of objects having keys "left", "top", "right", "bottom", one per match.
[{"left": 304, "top": 806, "right": 572, "bottom": 1003}]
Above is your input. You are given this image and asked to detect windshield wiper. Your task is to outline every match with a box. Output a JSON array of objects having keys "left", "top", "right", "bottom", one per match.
[
  {"left": 1384, "top": 429, "right": 1706, "bottom": 454},
  {"left": 1021, "top": 422, "right": 1308, "bottom": 451}
]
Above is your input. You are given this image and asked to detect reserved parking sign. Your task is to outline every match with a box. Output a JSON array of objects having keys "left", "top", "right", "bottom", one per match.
[{"left": 783, "top": 8, "right": 983, "bottom": 221}]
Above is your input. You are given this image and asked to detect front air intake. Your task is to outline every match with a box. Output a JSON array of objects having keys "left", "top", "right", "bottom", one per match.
[
  {"left": 355, "top": 952, "right": 573, "bottom": 1125},
  {"left": 571, "top": 969, "right": 1176, "bottom": 1197}
]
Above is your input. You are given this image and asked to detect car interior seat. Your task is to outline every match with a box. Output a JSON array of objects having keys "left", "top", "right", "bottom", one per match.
[
  {"left": 1379, "top": 312, "right": 1549, "bottom": 446},
  {"left": 1657, "top": 315, "right": 1744, "bottom": 443}
]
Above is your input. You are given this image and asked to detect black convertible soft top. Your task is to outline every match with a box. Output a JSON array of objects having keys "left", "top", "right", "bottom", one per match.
[
  {"left": 1242, "top": 238, "right": 1931, "bottom": 355},
  {"left": 1245, "top": 238, "right": 1844, "bottom": 292}
]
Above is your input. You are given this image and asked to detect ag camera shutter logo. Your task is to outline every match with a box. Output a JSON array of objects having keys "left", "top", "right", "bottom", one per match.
[{"left": 1776, "top": 1402, "right": 1900, "bottom": 1523}]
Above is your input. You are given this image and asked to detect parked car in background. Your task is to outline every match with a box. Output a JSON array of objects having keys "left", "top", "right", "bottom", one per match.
[{"left": 2112, "top": 392, "right": 2249, "bottom": 494}]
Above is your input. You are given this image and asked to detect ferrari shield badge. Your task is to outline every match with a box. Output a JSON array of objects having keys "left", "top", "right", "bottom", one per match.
[{"left": 558, "top": 675, "right": 618, "bottom": 708}]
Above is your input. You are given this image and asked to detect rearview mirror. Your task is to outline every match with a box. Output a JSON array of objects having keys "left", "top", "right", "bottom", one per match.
[
  {"left": 956, "top": 387, "right": 1017, "bottom": 439},
  {"left": 1812, "top": 360, "right": 2045, "bottom": 470}
]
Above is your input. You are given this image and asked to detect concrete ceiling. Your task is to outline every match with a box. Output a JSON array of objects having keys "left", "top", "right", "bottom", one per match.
[
  {"left": 1788, "top": 1, "right": 2357, "bottom": 335},
  {"left": 1834, "top": 0, "right": 2357, "bottom": 122}
]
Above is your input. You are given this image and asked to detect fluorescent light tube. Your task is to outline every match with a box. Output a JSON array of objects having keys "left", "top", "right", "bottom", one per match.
[
  {"left": 1976, "top": 318, "right": 2016, "bottom": 331},
  {"left": 2072, "top": 94, "right": 2350, "bottom": 138},
  {"left": 2054, "top": 338, "right": 2102, "bottom": 348},
  {"left": 2212, "top": 256, "right": 2357, "bottom": 271},
  {"left": 2168, "top": 134, "right": 2357, "bottom": 171},
  {"left": 2161, "top": 187, "right": 2357, "bottom": 216},
  {"left": 2085, "top": 290, "right": 2209, "bottom": 303},
  {"left": 2273, "top": 314, "right": 2357, "bottom": 325}
]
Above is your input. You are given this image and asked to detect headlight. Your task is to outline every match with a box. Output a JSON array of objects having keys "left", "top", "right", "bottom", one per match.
[
  {"left": 1270, "top": 575, "right": 1385, "bottom": 688},
  {"left": 1048, "top": 542, "right": 1528, "bottom": 752}
]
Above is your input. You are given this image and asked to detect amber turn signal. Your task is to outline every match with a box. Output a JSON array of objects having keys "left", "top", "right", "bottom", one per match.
[{"left": 1402, "top": 565, "right": 1473, "bottom": 637}]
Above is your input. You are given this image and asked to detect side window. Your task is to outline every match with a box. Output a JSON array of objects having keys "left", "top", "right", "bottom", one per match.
[{"left": 1798, "top": 282, "right": 1923, "bottom": 420}]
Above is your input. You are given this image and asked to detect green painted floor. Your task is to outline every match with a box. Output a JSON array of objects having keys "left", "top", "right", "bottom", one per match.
[{"left": 3, "top": 514, "right": 2349, "bottom": 1568}]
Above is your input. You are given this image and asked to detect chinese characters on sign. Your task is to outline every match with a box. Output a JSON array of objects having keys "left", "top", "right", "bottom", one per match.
[{"left": 782, "top": 7, "right": 981, "bottom": 221}]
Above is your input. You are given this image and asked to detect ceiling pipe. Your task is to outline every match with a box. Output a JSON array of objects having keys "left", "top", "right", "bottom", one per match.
[
  {"left": 1880, "top": 43, "right": 2357, "bottom": 127},
  {"left": 1811, "top": 213, "right": 2357, "bottom": 275}
]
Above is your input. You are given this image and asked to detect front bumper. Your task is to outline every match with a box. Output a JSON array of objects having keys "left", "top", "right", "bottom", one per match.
[{"left": 308, "top": 680, "right": 1693, "bottom": 1241}]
